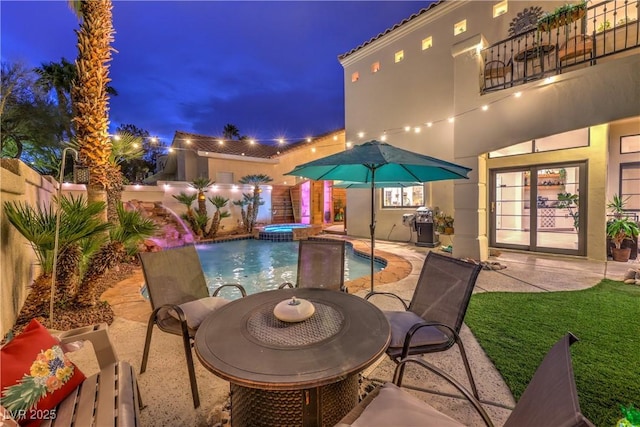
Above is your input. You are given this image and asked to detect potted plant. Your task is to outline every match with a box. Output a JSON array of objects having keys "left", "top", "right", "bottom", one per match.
[
  {"left": 606, "top": 194, "right": 640, "bottom": 261},
  {"left": 556, "top": 192, "right": 579, "bottom": 232},
  {"left": 443, "top": 215, "right": 454, "bottom": 235},
  {"left": 537, "top": 1, "right": 587, "bottom": 32}
]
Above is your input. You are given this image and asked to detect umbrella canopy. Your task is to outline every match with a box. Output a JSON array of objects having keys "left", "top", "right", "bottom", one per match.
[
  {"left": 286, "top": 140, "right": 472, "bottom": 294},
  {"left": 333, "top": 181, "right": 422, "bottom": 189},
  {"left": 287, "top": 140, "right": 471, "bottom": 183}
]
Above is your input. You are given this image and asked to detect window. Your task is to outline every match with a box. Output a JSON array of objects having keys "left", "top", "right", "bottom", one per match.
[
  {"left": 382, "top": 185, "right": 424, "bottom": 208},
  {"left": 493, "top": 1, "right": 508, "bottom": 18},
  {"left": 394, "top": 50, "right": 404, "bottom": 63},
  {"left": 489, "top": 128, "right": 589, "bottom": 158},
  {"left": 421, "top": 36, "right": 433, "bottom": 50},
  {"left": 454, "top": 20, "right": 467, "bottom": 35},
  {"left": 351, "top": 72, "right": 359, "bottom": 83},
  {"left": 621, "top": 134, "right": 640, "bottom": 153},
  {"left": 620, "top": 162, "right": 640, "bottom": 211},
  {"left": 371, "top": 62, "right": 380, "bottom": 73},
  {"left": 216, "top": 172, "right": 233, "bottom": 184}
]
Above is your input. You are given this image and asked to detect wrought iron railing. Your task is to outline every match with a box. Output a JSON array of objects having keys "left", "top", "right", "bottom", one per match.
[{"left": 482, "top": 0, "right": 639, "bottom": 93}]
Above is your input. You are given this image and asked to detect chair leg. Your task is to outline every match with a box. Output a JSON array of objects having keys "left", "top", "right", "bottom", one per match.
[
  {"left": 140, "top": 314, "right": 156, "bottom": 374},
  {"left": 181, "top": 332, "right": 200, "bottom": 408},
  {"left": 455, "top": 338, "right": 479, "bottom": 400}
]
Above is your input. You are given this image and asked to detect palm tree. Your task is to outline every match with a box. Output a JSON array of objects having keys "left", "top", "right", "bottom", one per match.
[
  {"left": 173, "top": 192, "right": 200, "bottom": 236},
  {"left": 68, "top": 0, "right": 115, "bottom": 224},
  {"left": 222, "top": 123, "right": 240, "bottom": 141},
  {"left": 238, "top": 174, "right": 273, "bottom": 233},
  {"left": 76, "top": 202, "right": 157, "bottom": 306},
  {"left": 34, "top": 58, "right": 75, "bottom": 141},
  {"left": 69, "top": 132, "right": 144, "bottom": 223},
  {"left": 189, "top": 177, "right": 214, "bottom": 216},
  {"left": 207, "top": 196, "right": 231, "bottom": 238},
  {"left": 3, "top": 195, "right": 111, "bottom": 325}
]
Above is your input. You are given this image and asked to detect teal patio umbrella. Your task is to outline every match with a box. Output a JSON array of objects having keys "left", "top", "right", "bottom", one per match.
[{"left": 286, "top": 140, "right": 472, "bottom": 293}]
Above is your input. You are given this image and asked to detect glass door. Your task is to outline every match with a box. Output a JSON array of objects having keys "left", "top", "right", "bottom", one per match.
[
  {"left": 490, "top": 163, "right": 585, "bottom": 255},
  {"left": 492, "top": 170, "right": 530, "bottom": 248}
]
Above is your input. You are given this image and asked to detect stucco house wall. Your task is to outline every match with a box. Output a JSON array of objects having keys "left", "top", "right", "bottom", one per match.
[{"left": 340, "top": 0, "right": 640, "bottom": 261}]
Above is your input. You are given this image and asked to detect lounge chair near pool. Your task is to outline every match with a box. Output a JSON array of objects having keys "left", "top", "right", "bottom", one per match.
[
  {"left": 279, "top": 239, "right": 347, "bottom": 292},
  {"left": 138, "top": 245, "right": 246, "bottom": 408}
]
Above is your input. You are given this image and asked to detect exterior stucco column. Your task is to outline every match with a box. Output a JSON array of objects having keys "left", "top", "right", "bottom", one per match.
[{"left": 452, "top": 156, "right": 488, "bottom": 261}]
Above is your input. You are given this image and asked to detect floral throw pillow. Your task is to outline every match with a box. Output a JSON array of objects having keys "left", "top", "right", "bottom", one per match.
[{"left": 1, "top": 319, "right": 85, "bottom": 426}]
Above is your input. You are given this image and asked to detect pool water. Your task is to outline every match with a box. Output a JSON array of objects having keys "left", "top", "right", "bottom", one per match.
[{"left": 197, "top": 239, "right": 383, "bottom": 298}]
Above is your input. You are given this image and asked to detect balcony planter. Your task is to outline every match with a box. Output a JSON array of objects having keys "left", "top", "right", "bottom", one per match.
[{"left": 537, "top": 1, "right": 587, "bottom": 32}]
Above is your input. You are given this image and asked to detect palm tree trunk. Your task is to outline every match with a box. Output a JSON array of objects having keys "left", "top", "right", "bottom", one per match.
[{"left": 71, "top": 0, "right": 115, "bottom": 225}]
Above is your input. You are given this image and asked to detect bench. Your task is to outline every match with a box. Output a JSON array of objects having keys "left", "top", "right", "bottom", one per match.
[{"left": 46, "top": 324, "right": 142, "bottom": 427}]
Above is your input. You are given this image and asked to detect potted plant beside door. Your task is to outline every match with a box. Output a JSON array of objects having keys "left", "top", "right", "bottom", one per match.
[{"left": 607, "top": 194, "right": 640, "bottom": 261}]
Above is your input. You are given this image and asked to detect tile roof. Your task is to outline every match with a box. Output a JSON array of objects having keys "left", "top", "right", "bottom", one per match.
[
  {"left": 337, "top": 1, "right": 444, "bottom": 61},
  {"left": 170, "top": 129, "right": 343, "bottom": 160}
]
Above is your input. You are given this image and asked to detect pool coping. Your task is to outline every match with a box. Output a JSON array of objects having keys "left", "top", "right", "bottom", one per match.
[{"left": 101, "top": 234, "right": 413, "bottom": 323}]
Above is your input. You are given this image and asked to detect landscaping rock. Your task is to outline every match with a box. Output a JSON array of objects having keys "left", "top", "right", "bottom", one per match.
[{"left": 622, "top": 268, "right": 640, "bottom": 285}]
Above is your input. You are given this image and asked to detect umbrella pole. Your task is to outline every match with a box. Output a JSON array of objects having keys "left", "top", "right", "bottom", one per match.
[{"left": 369, "top": 169, "right": 375, "bottom": 294}]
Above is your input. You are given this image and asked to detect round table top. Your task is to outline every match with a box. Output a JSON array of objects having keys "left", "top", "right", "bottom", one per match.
[
  {"left": 514, "top": 43, "right": 555, "bottom": 62},
  {"left": 194, "top": 288, "right": 391, "bottom": 390}
]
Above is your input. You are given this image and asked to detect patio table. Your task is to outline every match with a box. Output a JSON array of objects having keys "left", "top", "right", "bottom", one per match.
[
  {"left": 194, "top": 288, "right": 390, "bottom": 427},
  {"left": 514, "top": 43, "right": 555, "bottom": 79}
]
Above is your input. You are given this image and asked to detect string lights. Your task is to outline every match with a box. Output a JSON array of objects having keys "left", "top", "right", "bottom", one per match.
[
  {"left": 343, "top": 79, "right": 554, "bottom": 146},
  {"left": 107, "top": 76, "right": 549, "bottom": 152}
]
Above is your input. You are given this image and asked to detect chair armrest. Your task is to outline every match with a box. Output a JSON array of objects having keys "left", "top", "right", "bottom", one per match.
[
  {"left": 393, "top": 357, "right": 494, "bottom": 427},
  {"left": 212, "top": 283, "right": 247, "bottom": 297},
  {"left": 279, "top": 282, "right": 294, "bottom": 289},
  {"left": 365, "top": 291, "right": 409, "bottom": 310},
  {"left": 401, "top": 321, "right": 458, "bottom": 359},
  {"left": 57, "top": 323, "right": 118, "bottom": 370}
]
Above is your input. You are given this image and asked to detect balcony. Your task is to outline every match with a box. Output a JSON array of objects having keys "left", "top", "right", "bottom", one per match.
[{"left": 482, "top": 0, "right": 640, "bottom": 93}]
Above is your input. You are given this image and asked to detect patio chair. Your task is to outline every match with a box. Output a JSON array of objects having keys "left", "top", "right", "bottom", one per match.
[
  {"left": 138, "top": 245, "right": 247, "bottom": 408},
  {"left": 336, "top": 333, "right": 594, "bottom": 427},
  {"left": 279, "top": 239, "right": 347, "bottom": 292},
  {"left": 558, "top": 34, "right": 594, "bottom": 70},
  {"left": 365, "top": 251, "right": 482, "bottom": 398},
  {"left": 484, "top": 59, "right": 513, "bottom": 89}
]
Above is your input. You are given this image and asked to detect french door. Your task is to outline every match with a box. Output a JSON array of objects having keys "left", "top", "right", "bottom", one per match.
[{"left": 490, "top": 163, "right": 586, "bottom": 255}]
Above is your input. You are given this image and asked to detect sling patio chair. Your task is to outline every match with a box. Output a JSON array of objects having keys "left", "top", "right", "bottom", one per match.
[
  {"left": 336, "top": 333, "right": 594, "bottom": 427},
  {"left": 138, "top": 245, "right": 247, "bottom": 408},
  {"left": 279, "top": 239, "right": 347, "bottom": 292},
  {"left": 365, "top": 251, "right": 482, "bottom": 398}
]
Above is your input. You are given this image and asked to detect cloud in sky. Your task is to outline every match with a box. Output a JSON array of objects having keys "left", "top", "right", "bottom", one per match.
[{"left": 1, "top": 1, "right": 429, "bottom": 144}]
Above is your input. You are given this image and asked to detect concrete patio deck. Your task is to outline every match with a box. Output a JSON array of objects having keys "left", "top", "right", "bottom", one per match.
[{"left": 67, "top": 236, "right": 638, "bottom": 426}]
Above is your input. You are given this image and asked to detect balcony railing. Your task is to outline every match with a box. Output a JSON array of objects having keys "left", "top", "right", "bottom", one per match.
[{"left": 482, "top": 0, "right": 639, "bottom": 93}]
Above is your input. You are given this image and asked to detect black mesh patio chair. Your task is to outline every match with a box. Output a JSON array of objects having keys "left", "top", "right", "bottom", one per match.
[
  {"left": 365, "top": 251, "right": 482, "bottom": 398},
  {"left": 279, "top": 239, "right": 347, "bottom": 292},
  {"left": 336, "top": 333, "right": 594, "bottom": 427},
  {"left": 138, "top": 245, "right": 246, "bottom": 408}
]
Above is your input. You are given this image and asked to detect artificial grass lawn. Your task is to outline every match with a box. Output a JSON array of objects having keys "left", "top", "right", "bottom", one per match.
[{"left": 465, "top": 279, "right": 639, "bottom": 427}]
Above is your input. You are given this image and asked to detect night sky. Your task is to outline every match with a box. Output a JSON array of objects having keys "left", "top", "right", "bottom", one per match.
[{"left": 1, "top": 1, "right": 430, "bottom": 145}]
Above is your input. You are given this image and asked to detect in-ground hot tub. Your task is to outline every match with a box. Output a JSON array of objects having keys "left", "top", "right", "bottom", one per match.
[{"left": 258, "top": 223, "right": 321, "bottom": 241}]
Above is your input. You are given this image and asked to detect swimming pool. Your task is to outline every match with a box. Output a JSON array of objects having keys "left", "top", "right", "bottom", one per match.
[{"left": 197, "top": 239, "right": 384, "bottom": 298}]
